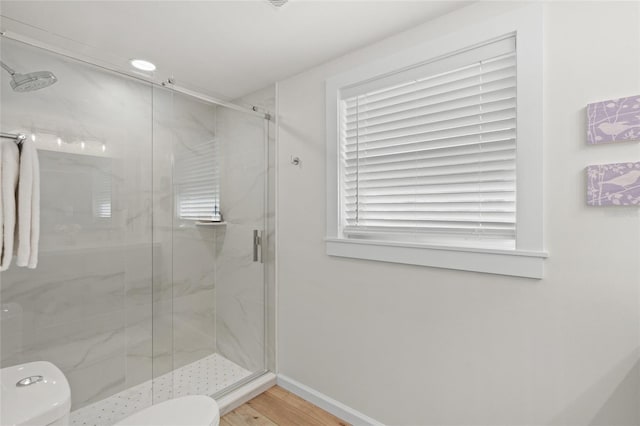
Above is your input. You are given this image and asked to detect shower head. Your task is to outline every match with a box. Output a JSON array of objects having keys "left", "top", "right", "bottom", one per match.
[
  {"left": 9, "top": 71, "right": 58, "bottom": 92},
  {"left": 0, "top": 60, "right": 57, "bottom": 92}
]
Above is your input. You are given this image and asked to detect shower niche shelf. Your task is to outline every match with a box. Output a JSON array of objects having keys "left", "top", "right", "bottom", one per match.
[{"left": 195, "top": 221, "right": 227, "bottom": 227}]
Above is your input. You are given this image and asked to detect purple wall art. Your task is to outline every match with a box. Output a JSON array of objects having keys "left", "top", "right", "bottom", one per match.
[
  {"left": 587, "top": 162, "right": 640, "bottom": 206},
  {"left": 587, "top": 95, "right": 640, "bottom": 144}
]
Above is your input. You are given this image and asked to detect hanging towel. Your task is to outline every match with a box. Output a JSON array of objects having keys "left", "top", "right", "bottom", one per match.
[
  {"left": 0, "top": 139, "right": 19, "bottom": 271},
  {"left": 15, "top": 138, "right": 40, "bottom": 269}
]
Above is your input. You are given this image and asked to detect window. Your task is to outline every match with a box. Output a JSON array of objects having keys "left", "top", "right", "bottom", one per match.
[
  {"left": 326, "top": 6, "right": 546, "bottom": 278},
  {"left": 341, "top": 37, "right": 516, "bottom": 250},
  {"left": 92, "top": 172, "right": 112, "bottom": 219},
  {"left": 176, "top": 139, "right": 221, "bottom": 222}
]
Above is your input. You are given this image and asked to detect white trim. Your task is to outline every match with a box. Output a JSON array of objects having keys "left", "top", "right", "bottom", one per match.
[
  {"left": 512, "top": 5, "right": 544, "bottom": 252},
  {"left": 326, "top": 237, "right": 547, "bottom": 258},
  {"left": 325, "top": 4, "right": 545, "bottom": 277},
  {"left": 326, "top": 238, "right": 545, "bottom": 279},
  {"left": 216, "top": 372, "right": 277, "bottom": 416},
  {"left": 326, "top": 76, "right": 340, "bottom": 241},
  {"left": 277, "top": 374, "right": 385, "bottom": 426}
]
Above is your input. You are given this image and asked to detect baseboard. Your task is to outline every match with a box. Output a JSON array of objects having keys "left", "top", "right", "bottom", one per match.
[
  {"left": 277, "top": 374, "right": 385, "bottom": 426},
  {"left": 217, "top": 372, "right": 277, "bottom": 415}
]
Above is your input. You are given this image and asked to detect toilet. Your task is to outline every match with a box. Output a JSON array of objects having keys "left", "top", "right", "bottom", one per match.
[
  {"left": 114, "top": 395, "right": 220, "bottom": 426},
  {"left": 1, "top": 361, "right": 71, "bottom": 426},
  {"left": 1, "top": 361, "right": 220, "bottom": 426}
]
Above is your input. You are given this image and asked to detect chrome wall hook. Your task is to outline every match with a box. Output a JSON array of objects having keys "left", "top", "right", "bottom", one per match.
[{"left": 290, "top": 156, "right": 300, "bottom": 166}]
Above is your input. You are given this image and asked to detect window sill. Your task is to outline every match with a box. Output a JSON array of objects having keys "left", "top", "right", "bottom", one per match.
[{"left": 325, "top": 238, "right": 547, "bottom": 279}]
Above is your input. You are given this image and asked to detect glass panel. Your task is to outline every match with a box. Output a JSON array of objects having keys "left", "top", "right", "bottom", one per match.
[
  {"left": 151, "top": 87, "right": 268, "bottom": 402},
  {"left": 0, "top": 37, "right": 155, "bottom": 422},
  {"left": 0, "top": 35, "right": 271, "bottom": 426},
  {"left": 151, "top": 87, "right": 176, "bottom": 401},
  {"left": 214, "top": 108, "right": 268, "bottom": 384}
]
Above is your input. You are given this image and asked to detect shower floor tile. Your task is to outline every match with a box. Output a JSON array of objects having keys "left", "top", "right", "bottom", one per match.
[{"left": 70, "top": 353, "right": 251, "bottom": 426}]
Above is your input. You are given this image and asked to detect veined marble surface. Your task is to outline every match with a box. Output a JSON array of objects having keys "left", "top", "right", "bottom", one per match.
[
  {"left": 214, "top": 89, "right": 275, "bottom": 373},
  {"left": 151, "top": 89, "right": 220, "bottom": 375},
  {"left": 0, "top": 36, "right": 274, "bottom": 411},
  {"left": 0, "top": 37, "right": 154, "bottom": 409}
]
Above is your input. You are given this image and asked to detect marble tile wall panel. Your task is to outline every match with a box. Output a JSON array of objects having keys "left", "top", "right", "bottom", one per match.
[
  {"left": 1, "top": 248, "right": 125, "bottom": 330},
  {"left": 2, "top": 310, "right": 127, "bottom": 409},
  {"left": 151, "top": 89, "right": 219, "bottom": 376},
  {"left": 214, "top": 223, "right": 265, "bottom": 372},
  {"left": 214, "top": 88, "right": 275, "bottom": 373},
  {"left": 150, "top": 87, "right": 177, "bottom": 380},
  {"left": 0, "top": 38, "right": 153, "bottom": 411},
  {"left": 0, "top": 36, "right": 271, "bottom": 411},
  {"left": 172, "top": 290, "right": 216, "bottom": 368},
  {"left": 124, "top": 244, "right": 155, "bottom": 388}
]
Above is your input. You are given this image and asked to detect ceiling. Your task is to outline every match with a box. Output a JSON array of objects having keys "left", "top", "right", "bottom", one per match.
[{"left": 0, "top": 1, "right": 470, "bottom": 100}]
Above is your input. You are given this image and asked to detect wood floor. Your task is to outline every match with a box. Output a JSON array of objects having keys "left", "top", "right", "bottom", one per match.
[{"left": 221, "top": 386, "right": 350, "bottom": 426}]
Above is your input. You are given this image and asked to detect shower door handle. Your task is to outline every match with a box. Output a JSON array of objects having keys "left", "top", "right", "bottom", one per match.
[{"left": 253, "top": 230, "right": 263, "bottom": 263}]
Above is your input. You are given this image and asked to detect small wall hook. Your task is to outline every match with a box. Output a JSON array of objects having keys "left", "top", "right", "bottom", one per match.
[{"left": 290, "top": 156, "right": 301, "bottom": 166}]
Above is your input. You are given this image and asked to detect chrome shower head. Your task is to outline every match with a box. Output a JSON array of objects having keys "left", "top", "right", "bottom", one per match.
[
  {"left": 10, "top": 71, "right": 57, "bottom": 92},
  {"left": 1, "top": 61, "right": 57, "bottom": 92}
]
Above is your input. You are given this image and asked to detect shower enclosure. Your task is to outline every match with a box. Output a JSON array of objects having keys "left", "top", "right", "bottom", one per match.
[{"left": 0, "top": 35, "right": 274, "bottom": 425}]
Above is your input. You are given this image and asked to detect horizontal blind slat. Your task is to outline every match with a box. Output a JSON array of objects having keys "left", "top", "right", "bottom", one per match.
[
  {"left": 344, "top": 98, "right": 516, "bottom": 139},
  {"left": 344, "top": 221, "right": 515, "bottom": 230},
  {"left": 345, "top": 117, "right": 516, "bottom": 150},
  {"left": 344, "top": 77, "right": 516, "bottom": 123},
  {"left": 345, "top": 109, "right": 516, "bottom": 145},
  {"left": 344, "top": 141, "right": 515, "bottom": 172},
  {"left": 345, "top": 54, "right": 516, "bottom": 107},
  {"left": 345, "top": 151, "right": 516, "bottom": 179},
  {"left": 343, "top": 129, "right": 516, "bottom": 161},
  {"left": 344, "top": 137, "right": 515, "bottom": 166},
  {"left": 352, "top": 211, "right": 515, "bottom": 222},
  {"left": 344, "top": 59, "right": 516, "bottom": 114}
]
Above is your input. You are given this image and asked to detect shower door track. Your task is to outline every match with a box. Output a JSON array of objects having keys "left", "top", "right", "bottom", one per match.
[{"left": 0, "top": 29, "right": 272, "bottom": 120}]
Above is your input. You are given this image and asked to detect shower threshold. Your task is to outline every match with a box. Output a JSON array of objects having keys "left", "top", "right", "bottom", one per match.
[{"left": 70, "top": 353, "right": 251, "bottom": 426}]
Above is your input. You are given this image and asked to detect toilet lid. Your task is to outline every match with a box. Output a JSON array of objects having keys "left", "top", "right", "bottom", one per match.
[{"left": 114, "top": 395, "right": 220, "bottom": 426}]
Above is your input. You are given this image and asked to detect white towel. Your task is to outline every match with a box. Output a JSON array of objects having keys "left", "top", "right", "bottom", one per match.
[
  {"left": 15, "top": 138, "right": 40, "bottom": 269},
  {"left": 0, "top": 139, "right": 19, "bottom": 271}
]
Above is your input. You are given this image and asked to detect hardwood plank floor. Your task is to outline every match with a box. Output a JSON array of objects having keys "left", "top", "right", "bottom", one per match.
[{"left": 222, "top": 386, "right": 350, "bottom": 426}]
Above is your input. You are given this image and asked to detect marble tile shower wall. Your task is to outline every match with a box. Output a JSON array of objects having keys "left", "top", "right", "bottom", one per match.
[
  {"left": 0, "top": 40, "right": 154, "bottom": 409},
  {"left": 232, "top": 87, "right": 277, "bottom": 373},
  {"left": 151, "top": 90, "right": 218, "bottom": 377},
  {"left": 0, "top": 40, "right": 222, "bottom": 410},
  {"left": 214, "top": 93, "right": 274, "bottom": 373}
]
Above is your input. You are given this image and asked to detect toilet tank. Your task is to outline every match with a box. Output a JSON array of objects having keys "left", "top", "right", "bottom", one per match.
[{"left": 0, "top": 361, "right": 71, "bottom": 426}]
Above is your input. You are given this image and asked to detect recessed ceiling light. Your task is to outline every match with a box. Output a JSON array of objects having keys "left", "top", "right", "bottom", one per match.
[
  {"left": 267, "top": 0, "right": 288, "bottom": 7},
  {"left": 130, "top": 59, "right": 156, "bottom": 72}
]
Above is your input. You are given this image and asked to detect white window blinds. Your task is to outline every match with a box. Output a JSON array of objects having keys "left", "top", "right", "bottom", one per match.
[
  {"left": 176, "top": 139, "right": 221, "bottom": 221},
  {"left": 92, "top": 173, "right": 112, "bottom": 219},
  {"left": 339, "top": 36, "right": 517, "bottom": 248}
]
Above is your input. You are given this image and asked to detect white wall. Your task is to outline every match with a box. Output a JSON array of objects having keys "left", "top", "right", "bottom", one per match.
[{"left": 276, "top": 2, "right": 640, "bottom": 425}]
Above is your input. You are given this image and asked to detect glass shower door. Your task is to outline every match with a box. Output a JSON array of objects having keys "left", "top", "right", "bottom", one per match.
[
  {"left": 214, "top": 106, "right": 269, "bottom": 387},
  {"left": 1, "top": 32, "right": 271, "bottom": 425},
  {"left": 0, "top": 36, "right": 156, "bottom": 424},
  {"left": 151, "top": 87, "right": 268, "bottom": 402}
]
